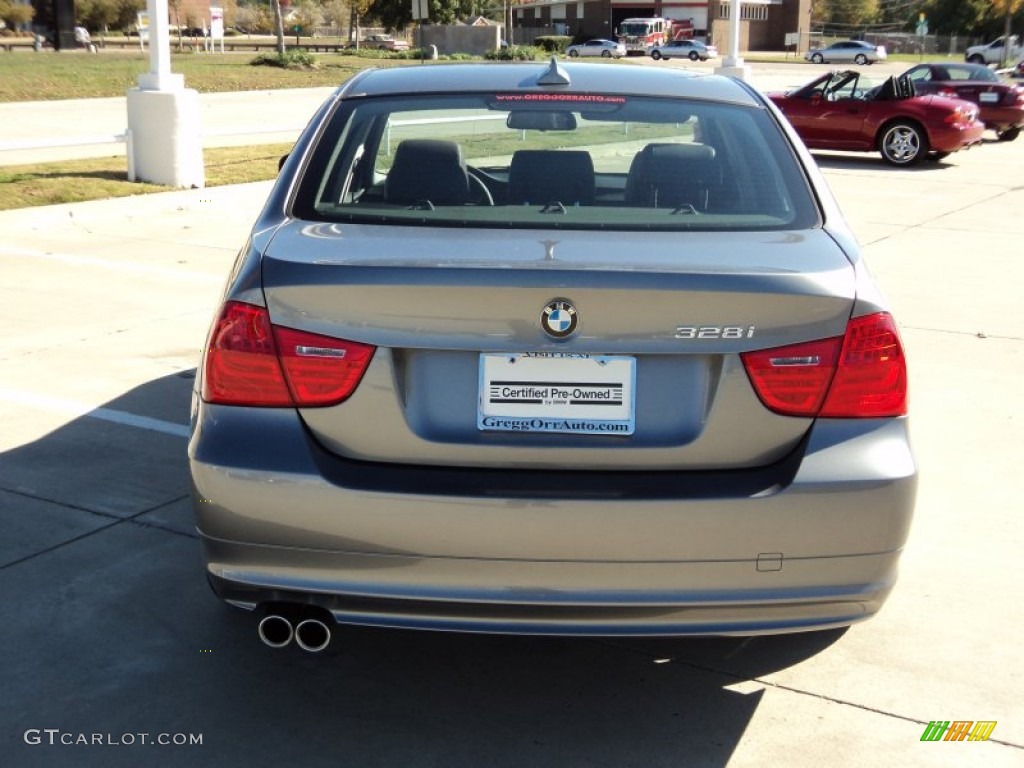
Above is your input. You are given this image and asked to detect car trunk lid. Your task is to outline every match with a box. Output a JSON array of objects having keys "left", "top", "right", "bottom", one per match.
[{"left": 260, "top": 223, "right": 857, "bottom": 470}]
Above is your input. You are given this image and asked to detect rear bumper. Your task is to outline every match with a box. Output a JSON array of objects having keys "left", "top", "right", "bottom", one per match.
[
  {"left": 189, "top": 404, "right": 917, "bottom": 636},
  {"left": 929, "top": 121, "right": 986, "bottom": 153},
  {"left": 978, "top": 104, "right": 1024, "bottom": 130},
  {"left": 204, "top": 550, "right": 898, "bottom": 636}
]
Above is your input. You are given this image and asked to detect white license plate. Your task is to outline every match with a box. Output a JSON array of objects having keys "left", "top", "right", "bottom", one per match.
[
  {"left": 478, "top": 353, "right": 636, "bottom": 435},
  {"left": 980, "top": 92, "right": 1000, "bottom": 103}
]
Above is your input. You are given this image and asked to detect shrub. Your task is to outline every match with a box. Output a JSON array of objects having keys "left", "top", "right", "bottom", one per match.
[
  {"left": 485, "top": 44, "right": 541, "bottom": 61},
  {"left": 250, "top": 50, "right": 319, "bottom": 69},
  {"left": 533, "top": 35, "right": 572, "bottom": 54},
  {"left": 337, "top": 46, "right": 397, "bottom": 58}
]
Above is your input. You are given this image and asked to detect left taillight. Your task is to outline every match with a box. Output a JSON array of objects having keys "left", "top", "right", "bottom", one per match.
[
  {"left": 202, "top": 301, "right": 375, "bottom": 407},
  {"left": 741, "top": 312, "right": 907, "bottom": 419},
  {"left": 944, "top": 106, "right": 975, "bottom": 125}
]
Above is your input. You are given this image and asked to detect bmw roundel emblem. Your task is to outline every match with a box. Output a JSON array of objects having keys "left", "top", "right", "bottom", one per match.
[{"left": 541, "top": 299, "right": 578, "bottom": 339}]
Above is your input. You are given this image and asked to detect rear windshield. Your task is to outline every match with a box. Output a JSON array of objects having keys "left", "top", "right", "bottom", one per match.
[{"left": 292, "top": 92, "right": 819, "bottom": 232}]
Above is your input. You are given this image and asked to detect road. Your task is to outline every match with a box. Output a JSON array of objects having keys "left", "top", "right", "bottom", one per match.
[
  {"left": 0, "top": 58, "right": 903, "bottom": 166},
  {"left": 0, "top": 66, "right": 1022, "bottom": 767}
]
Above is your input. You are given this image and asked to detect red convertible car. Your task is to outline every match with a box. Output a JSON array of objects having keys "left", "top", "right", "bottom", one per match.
[
  {"left": 768, "top": 71, "right": 985, "bottom": 165},
  {"left": 902, "top": 62, "right": 1024, "bottom": 142}
]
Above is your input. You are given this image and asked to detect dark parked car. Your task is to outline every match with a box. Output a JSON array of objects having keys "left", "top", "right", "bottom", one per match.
[
  {"left": 768, "top": 70, "right": 985, "bottom": 165},
  {"left": 190, "top": 60, "right": 917, "bottom": 650},
  {"left": 902, "top": 62, "right": 1024, "bottom": 141}
]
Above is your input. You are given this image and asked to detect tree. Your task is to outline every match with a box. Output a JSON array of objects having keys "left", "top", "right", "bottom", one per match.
[
  {"left": 272, "top": 0, "right": 285, "bottom": 53},
  {"left": 921, "top": 0, "right": 1024, "bottom": 37},
  {"left": 292, "top": 0, "right": 324, "bottom": 35},
  {"left": 371, "top": 0, "right": 486, "bottom": 31},
  {"left": 235, "top": 3, "right": 272, "bottom": 34},
  {"left": 321, "top": 0, "right": 348, "bottom": 29},
  {"left": 113, "top": 0, "right": 144, "bottom": 31},
  {"left": 349, "top": 0, "right": 373, "bottom": 46},
  {"left": 921, "top": 0, "right": 988, "bottom": 35},
  {"left": 75, "top": 0, "right": 118, "bottom": 33},
  {"left": 1, "top": 0, "right": 36, "bottom": 29},
  {"left": 814, "top": 0, "right": 880, "bottom": 29}
]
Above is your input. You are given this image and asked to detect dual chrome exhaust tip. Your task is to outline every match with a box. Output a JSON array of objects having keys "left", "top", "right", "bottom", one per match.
[{"left": 257, "top": 611, "right": 332, "bottom": 653}]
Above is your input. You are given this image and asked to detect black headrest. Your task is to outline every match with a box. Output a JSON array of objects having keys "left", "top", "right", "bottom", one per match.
[
  {"left": 508, "top": 150, "right": 595, "bottom": 205},
  {"left": 386, "top": 139, "right": 471, "bottom": 206}
]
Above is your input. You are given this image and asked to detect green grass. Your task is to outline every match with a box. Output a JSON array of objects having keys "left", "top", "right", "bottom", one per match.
[
  {"left": 0, "top": 51, "right": 401, "bottom": 102},
  {"left": 0, "top": 143, "right": 291, "bottom": 210}
]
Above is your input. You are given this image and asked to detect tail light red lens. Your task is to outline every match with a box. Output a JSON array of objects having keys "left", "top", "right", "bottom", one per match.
[
  {"left": 742, "top": 312, "right": 907, "bottom": 419},
  {"left": 944, "top": 108, "right": 973, "bottom": 125},
  {"left": 820, "top": 313, "right": 907, "bottom": 417},
  {"left": 741, "top": 337, "right": 842, "bottom": 417},
  {"left": 274, "top": 326, "right": 375, "bottom": 406},
  {"left": 203, "top": 302, "right": 292, "bottom": 406},
  {"left": 202, "top": 301, "right": 375, "bottom": 407}
]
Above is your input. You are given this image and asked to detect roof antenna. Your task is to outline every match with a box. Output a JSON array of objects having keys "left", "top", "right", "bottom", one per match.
[{"left": 538, "top": 57, "right": 571, "bottom": 86}]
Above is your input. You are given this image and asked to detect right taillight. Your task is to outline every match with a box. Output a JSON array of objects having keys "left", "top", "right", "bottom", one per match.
[
  {"left": 202, "top": 301, "right": 375, "bottom": 408},
  {"left": 742, "top": 312, "right": 907, "bottom": 419},
  {"left": 820, "top": 313, "right": 907, "bottom": 417}
]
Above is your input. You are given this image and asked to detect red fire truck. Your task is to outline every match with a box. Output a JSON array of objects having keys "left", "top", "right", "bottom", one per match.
[
  {"left": 616, "top": 17, "right": 669, "bottom": 54},
  {"left": 617, "top": 17, "right": 695, "bottom": 54}
]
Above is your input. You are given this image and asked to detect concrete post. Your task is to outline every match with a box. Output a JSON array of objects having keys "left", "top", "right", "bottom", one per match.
[
  {"left": 125, "top": 0, "right": 205, "bottom": 188},
  {"left": 715, "top": 0, "right": 750, "bottom": 80}
]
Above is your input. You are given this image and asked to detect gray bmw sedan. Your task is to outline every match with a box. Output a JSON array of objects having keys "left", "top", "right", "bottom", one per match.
[{"left": 189, "top": 60, "right": 916, "bottom": 650}]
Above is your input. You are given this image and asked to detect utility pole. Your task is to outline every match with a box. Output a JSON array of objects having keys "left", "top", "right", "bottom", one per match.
[{"left": 1002, "top": 0, "right": 1014, "bottom": 68}]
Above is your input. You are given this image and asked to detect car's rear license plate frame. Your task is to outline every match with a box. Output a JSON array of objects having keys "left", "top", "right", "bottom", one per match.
[{"left": 478, "top": 352, "right": 636, "bottom": 435}]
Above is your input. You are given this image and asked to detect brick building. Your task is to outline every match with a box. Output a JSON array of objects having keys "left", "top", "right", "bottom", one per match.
[{"left": 510, "top": 0, "right": 812, "bottom": 51}]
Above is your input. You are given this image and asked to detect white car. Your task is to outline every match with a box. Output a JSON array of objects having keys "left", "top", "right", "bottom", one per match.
[
  {"left": 649, "top": 40, "right": 718, "bottom": 61},
  {"left": 356, "top": 34, "right": 410, "bottom": 52},
  {"left": 566, "top": 39, "right": 626, "bottom": 59},
  {"left": 965, "top": 36, "right": 1021, "bottom": 65}
]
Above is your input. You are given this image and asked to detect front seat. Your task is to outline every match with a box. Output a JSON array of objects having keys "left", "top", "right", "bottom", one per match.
[
  {"left": 624, "top": 143, "right": 717, "bottom": 210},
  {"left": 385, "top": 139, "right": 471, "bottom": 206},
  {"left": 507, "top": 150, "right": 595, "bottom": 206}
]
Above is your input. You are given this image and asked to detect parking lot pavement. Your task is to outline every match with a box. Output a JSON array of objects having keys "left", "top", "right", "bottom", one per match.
[{"left": 1, "top": 141, "right": 1023, "bottom": 766}]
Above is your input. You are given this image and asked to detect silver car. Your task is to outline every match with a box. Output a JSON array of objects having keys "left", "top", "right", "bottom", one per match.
[
  {"left": 649, "top": 39, "right": 718, "bottom": 61},
  {"left": 190, "top": 60, "right": 916, "bottom": 650},
  {"left": 806, "top": 40, "right": 887, "bottom": 65},
  {"left": 565, "top": 39, "right": 626, "bottom": 58}
]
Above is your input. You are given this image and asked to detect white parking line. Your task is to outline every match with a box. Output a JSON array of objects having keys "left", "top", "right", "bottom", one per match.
[
  {"left": 0, "top": 389, "right": 190, "bottom": 438},
  {"left": 0, "top": 245, "right": 224, "bottom": 284}
]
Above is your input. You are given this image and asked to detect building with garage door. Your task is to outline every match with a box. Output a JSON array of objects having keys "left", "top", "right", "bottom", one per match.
[{"left": 509, "top": 0, "right": 812, "bottom": 52}]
